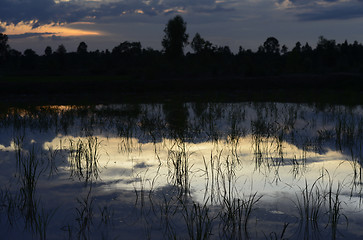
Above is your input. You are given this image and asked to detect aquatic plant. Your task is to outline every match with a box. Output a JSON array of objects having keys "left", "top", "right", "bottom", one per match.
[{"left": 68, "top": 137, "right": 101, "bottom": 184}]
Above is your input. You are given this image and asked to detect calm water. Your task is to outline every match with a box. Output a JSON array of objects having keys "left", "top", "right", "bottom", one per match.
[{"left": 0, "top": 102, "right": 362, "bottom": 239}]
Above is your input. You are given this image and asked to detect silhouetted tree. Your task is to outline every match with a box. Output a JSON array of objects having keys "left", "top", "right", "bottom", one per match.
[
  {"left": 216, "top": 46, "right": 232, "bottom": 56},
  {"left": 286, "top": 42, "right": 303, "bottom": 73},
  {"left": 44, "top": 46, "right": 52, "bottom": 56},
  {"left": 237, "top": 46, "right": 245, "bottom": 55},
  {"left": 162, "top": 15, "right": 188, "bottom": 59},
  {"left": 191, "top": 33, "right": 214, "bottom": 55},
  {"left": 77, "top": 42, "right": 88, "bottom": 54},
  {"left": 317, "top": 36, "right": 336, "bottom": 52},
  {"left": 56, "top": 44, "right": 67, "bottom": 55},
  {"left": 191, "top": 33, "right": 205, "bottom": 54},
  {"left": 8, "top": 49, "right": 21, "bottom": 57},
  {"left": 55, "top": 44, "right": 67, "bottom": 69},
  {"left": 263, "top": 37, "right": 280, "bottom": 55},
  {"left": 112, "top": 41, "right": 142, "bottom": 57},
  {"left": 316, "top": 36, "right": 338, "bottom": 69},
  {"left": 0, "top": 33, "right": 9, "bottom": 61},
  {"left": 24, "top": 49, "right": 37, "bottom": 57},
  {"left": 292, "top": 42, "right": 301, "bottom": 52},
  {"left": 23, "top": 49, "right": 38, "bottom": 69},
  {"left": 281, "top": 45, "right": 288, "bottom": 55},
  {"left": 301, "top": 42, "right": 312, "bottom": 53}
]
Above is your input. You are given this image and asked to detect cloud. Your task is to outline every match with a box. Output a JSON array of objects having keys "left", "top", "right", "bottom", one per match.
[
  {"left": 8, "top": 32, "right": 73, "bottom": 42},
  {"left": 0, "top": 0, "right": 231, "bottom": 27},
  {"left": 276, "top": 0, "right": 363, "bottom": 21},
  {"left": 8, "top": 32, "right": 56, "bottom": 39},
  {"left": 297, "top": 3, "right": 363, "bottom": 20},
  {"left": 39, "top": 34, "right": 73, "bottom": 41},
  {"left": 194, "top": 5, "right": 234, "bottom": 14}
]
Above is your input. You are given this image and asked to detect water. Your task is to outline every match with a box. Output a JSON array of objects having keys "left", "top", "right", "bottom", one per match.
[{"left": 0, "top": 102, "right": 362, "bottom": 239}]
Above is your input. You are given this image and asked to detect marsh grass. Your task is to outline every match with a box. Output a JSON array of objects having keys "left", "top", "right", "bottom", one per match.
[
  {"left": 167, "top": 140, "right": 194, "bottom": 197},
  {"left": 34, "top": 207, "right": 57, "bottom": 240},
  {"left": 226, "top": 109, "right": 246, "bottom": 164},
  {"left": 44, "top": 145, "right": 61, "bottom": 178},
  {"left": 17, "top": 145, "right": 43, "bottom": 230},
  {"left": 292, "top": 172, "right": 351, "bottom": 240},
  {"left": 0, "top": 187, "right": 18, "bottom": 227},
  {"left": 295, "top": 178, "right": 325, "bottom": 237},
  {"left": 264, "top": 222, "right": 289, "bottom": 240},
  {"left": 133, "top": 167, "right": 159, "bottom": 214},
  {"left": 322, "top": 171, "right": 349, "bottom": 240},
  {"left": 326, "top": 182, "right": 348, "bottom": 240},
  {"left": 290, "top": 155, "right": 307, "bottom": 179},
  {"left": 68, "top": 137, "right": 101, "bottom": 184},
  {"left": 181, "top": 200, "right": 214, "bottom": 240},
  {"left": 201, "top": 150, "right": 222, "bottom": 204},
  {"left": 98, "top": 205, "right": 115, "bottom": 228},
  {"left": 75, "top": 185, "right": 94, "bottom": 240},
  {"left": 219, "top": 193, "right": 261, "bottom": 240},
  {"left": 159, "top": 193, "right": 179, "bottom": 239},
  {"left": 2, "top": 139, "right": 55, "bottom": 239}
]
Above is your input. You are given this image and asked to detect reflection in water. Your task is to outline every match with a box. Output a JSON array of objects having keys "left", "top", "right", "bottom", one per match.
[{"left": 0, "top": 102, "right": 362, "bottom": 239}]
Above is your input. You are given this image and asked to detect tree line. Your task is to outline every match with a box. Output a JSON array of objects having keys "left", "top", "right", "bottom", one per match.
[{"left": 1, "top": 15, "right": 363, "bottom": 78}]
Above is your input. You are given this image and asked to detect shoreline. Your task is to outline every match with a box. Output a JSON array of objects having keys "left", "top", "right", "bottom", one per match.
[{"left": 0, "top": 73, "right": 362, "bottom": 105}]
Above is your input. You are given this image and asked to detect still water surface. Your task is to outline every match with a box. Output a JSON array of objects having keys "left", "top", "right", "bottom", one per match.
[{"left": 0, "top": 102, "right": 362, "bottom": 239}]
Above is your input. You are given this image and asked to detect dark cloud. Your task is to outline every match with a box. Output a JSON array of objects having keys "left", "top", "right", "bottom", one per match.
[
  {"left": 0, "top": 0, "right": 228, "bottom": 27},
  {"left": 276, "top": 0, "right": 363, "bottom": 21},
  {"left": 297, "top": 3, "right": 363, "bottom": 21},
  {"left": 39, "top": 34, "right": 73, "bottom": 41},
  {"left": 8, "top": 32, "right": 56, "bottom": 39},
  {"left": 0, "top": 0, "right": 57, "bottom": 24},
  {"left": 194, "top": 5, "right": 234, "bottom": 14}
]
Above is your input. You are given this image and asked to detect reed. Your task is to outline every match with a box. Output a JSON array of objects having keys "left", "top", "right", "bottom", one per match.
[
  {"left": 220, "top": 192, "right": 261, "bottom": 240},
  {"left": 181, "top": 200, "right": 214, "bottom": 240},
  {"left": 264, "top": 222, "right": 289, "bottom": 240},
  {"left": 324, "top": 177, "right": 348, "bottom": 240},
  {"left": 294, "top": 178, "right": 325, "bottom": 238},
  {"left": 167, "top": 140, "right": 193, "bottom": 197},
  {"left": 68, "top": 137, "right": 101, "bottom": 184},
  {"left": 75, "top": 185, "right": 94, "bottom": 240},
  {"left": 17, "top": 145, "right": 43, "bottom": 230}
]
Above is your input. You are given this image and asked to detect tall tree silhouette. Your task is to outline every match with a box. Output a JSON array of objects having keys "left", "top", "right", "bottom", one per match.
[
  {"left": 263, "top": 37, "right": 280, "bottom": 55},
  {"left": 191, "top": 33, "right": 214, "bottom": 55},
  {"left": 44, "top": 46, "right": 52, "bottom": 56},
  {"left": 56, "top": 44, "right": 67, "bottom": 55},
  {"left": 77, "top": 42, "right": 88, "bottom": 55},
  {"left": 162, "top": 15, "right": 188, "bottom": 59},
  {"left": 56, "top": 44, "right": 67, "bottom": 69}
]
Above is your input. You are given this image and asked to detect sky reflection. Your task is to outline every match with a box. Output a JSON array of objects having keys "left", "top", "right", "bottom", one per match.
[{"left": 0, "top": 102, "right": 362, "bottom": 239}]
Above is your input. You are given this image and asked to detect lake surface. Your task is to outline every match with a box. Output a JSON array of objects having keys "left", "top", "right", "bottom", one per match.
[{"left": 0, "top": 102, "right": 362, "bottom": 239}]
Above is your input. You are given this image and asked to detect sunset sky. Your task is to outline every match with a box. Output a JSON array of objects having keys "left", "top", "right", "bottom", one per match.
[{"left": 1, "top": 0, "right": 363, "bottom": 54}]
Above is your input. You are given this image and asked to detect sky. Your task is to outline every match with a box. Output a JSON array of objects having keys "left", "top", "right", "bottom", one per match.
[{"left": 1, "top": 0, "right": 363, "bottom": 54}]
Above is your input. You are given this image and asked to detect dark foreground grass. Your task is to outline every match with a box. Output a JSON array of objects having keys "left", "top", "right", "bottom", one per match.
[{"left": 0, "top": 73, "right": 362, "bottom": 105}]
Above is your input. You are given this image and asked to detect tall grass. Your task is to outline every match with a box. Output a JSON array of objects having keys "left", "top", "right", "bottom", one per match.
[
  {"left": 68, "top": 137, "right": 101, "bottom": 184},
  {"left": 295, "top": 178, "right": 325, "bottom": 237},
  {"left": 181, "top": 200, "right": 214, "bottom": 240},
  {"left": 167, "top": 140, "right": 193, "bottom": 197},
  {"left": 219, "top": 193, "right": 261, "bottom": 240},
  {"left": 75, "top": 185, "right": 94, "bottom": 240},
  {"left": 6, "top": 138, "right": 55, "bottom": 239}
]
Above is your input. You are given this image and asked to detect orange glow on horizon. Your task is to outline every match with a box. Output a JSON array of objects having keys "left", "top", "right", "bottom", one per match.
[{"left": 1, "top": 21, "right": 101, "bottom": 38}]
